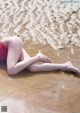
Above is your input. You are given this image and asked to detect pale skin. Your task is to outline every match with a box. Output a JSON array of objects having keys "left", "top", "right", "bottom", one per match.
[{"left": 1, "top": 36, "right": 80, "bottom": 76}]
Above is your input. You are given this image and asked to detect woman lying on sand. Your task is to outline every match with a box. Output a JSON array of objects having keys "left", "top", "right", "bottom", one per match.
[{"left": 0, "top": 36, "right": 80, "bottom": 76}]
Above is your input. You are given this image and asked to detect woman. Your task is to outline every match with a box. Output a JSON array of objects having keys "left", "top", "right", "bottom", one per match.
[{"left": 0, "top": 36, "right": 80, "bottom": 75}]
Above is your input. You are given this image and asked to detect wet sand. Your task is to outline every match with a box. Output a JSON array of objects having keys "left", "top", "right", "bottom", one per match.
[
  {"left": 0, "top": 41, "right": 80, "bottom": 113},
  {"left": 0, "top": 0, "right": 80, "bottom": 50},
  {"left": 0, "top": 0, "right": 80, "bottom": 112}
]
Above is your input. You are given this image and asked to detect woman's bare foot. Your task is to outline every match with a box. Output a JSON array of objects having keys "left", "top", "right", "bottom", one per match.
[
  {"left": 65, "top": 61, "right": 80, "bottom": 76},
  {"left": 37, "top": 53, "right": 52, "bottom": 63}
]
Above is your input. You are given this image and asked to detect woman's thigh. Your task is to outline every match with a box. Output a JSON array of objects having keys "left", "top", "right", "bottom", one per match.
[
  {"left": 6, "top": 36, "right": 22, "bottom": 70},
  {"left": 1, "top": 36, "right": 19, "bottom": 48},
  {"left": 19, "top": 48, "right": 31, "bottom": 61},
  {"left": 19, "top": 48, "right": 40, "bottom": 72}
]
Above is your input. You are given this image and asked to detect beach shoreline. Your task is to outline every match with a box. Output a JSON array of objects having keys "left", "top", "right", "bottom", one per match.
[{"left": 0, "top": 42, "right": 80, "bottom": 113}]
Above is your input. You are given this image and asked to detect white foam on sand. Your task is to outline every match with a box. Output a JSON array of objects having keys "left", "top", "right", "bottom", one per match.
[{"left": 0, "top": 0, "right": 80, "bottom": 50}]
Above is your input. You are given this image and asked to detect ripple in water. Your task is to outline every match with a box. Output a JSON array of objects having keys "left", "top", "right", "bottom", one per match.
[{"left": 0, "top": 0, "right": 80, "bottom": 50}]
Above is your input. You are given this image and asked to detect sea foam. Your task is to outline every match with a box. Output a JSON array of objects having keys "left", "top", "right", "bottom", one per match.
[{"left": 0, "top": 0, "right": 80, "bottom": 50}]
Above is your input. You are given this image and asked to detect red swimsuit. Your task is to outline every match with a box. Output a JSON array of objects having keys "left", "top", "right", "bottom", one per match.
[{"left": 0, "top": 41, "right": 8, "bottom": 61}]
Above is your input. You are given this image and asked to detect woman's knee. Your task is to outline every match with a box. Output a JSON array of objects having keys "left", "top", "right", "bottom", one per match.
[
  {"left": 7, "top": 67, "right": 17, "bottom": 75},
  {"left": 28, "top": 65, "right": 39, "bottom": 72}
]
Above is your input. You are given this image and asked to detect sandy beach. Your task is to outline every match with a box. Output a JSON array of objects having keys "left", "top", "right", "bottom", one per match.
[
  {"left": 0, "top": 0, "right": 80, "bottom": 50},
  {"left": 0, "top": 0, "right": 80, "bottom": 113},
  {"left": 0, "top": 42, "right": 80, "bottom": 113}
]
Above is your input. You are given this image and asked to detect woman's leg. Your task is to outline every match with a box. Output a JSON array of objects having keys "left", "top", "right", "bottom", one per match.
[
  {"left": 19, "top": 48, "right": 52, "bottom": 70},
  {"left": 5, "top": 35, "right": 80, "bottom": 76},
  {"left": 6, "top": 37, "right": 46, "bottom": 75},
  {"left": 19, "top": 48, "right": 80, "bottom": 75}
]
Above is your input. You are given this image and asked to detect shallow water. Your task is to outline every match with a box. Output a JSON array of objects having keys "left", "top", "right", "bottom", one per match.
[
  {"left": 0, "top": 0, "right": 80, "bottom": 113},
  {"left": 0, "top": 0, "right": 80, "bottom": 50}
]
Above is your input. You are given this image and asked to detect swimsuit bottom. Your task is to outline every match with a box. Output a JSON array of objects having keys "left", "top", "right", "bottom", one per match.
[{"left": 0, "top": 41, "right": 8, "bottom": 61}]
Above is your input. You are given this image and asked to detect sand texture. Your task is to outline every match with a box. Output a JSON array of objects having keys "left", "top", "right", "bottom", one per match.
[
  {"left": 0, "top": 0, "right": 80, "bottom": 50},
  {"left": 0, "top": 0, "right": 80, "bottom": 113},
  {"left": 0, "top": 42, "right": 80, "bottom": 113}
]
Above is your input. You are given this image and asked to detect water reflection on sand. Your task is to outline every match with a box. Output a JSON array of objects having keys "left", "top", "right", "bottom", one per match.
[{"left": 0, "top": 43, "right": 80, "bottom": 113}]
